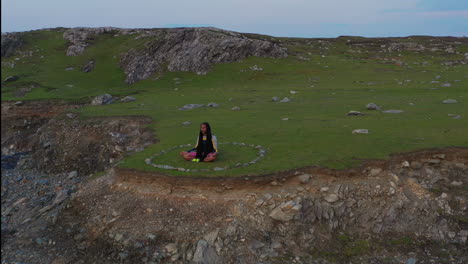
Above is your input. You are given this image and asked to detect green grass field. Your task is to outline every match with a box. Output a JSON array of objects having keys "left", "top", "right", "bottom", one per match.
[{"left": 2, "top": 29, "right": 467, "bottom": 176}]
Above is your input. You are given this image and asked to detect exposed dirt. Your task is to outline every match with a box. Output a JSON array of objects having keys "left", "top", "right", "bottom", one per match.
[
  {"left": 30, "top": 145, "right": 465, "bottom": 264},
  {"left": 1, "top": 100, "right": 157, "bottom": 175}
]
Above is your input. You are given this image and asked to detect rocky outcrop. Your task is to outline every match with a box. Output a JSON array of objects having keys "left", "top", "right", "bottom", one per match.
[
  {"left": 387, "top": 42, "right": 426, "bottom": 52},
  {"left": 61, "top": 27, "right": 287, "bottom": 83},
  {"left": 1, "top": 33, "right": 24, "bottom": 57},
  {"left": 63, "top": 27, "right": 120, "bottom": 56},
  {"left": 119, "top": 27, "right": 288, "bottom": 84}
]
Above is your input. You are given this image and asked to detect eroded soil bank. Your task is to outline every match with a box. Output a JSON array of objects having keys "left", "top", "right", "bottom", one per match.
[{"left": 1, "top": 100, "right": 156, "bottom": 175}]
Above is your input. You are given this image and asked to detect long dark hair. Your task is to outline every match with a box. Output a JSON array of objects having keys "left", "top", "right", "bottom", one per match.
[{"left": 196, "top": 122, "right": 214, "bottom": 160}]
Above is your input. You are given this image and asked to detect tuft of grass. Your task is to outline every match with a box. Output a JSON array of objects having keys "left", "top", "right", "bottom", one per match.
[
  {"left": 343, "top": 239, "right": 371, "bottom": 257},
  {"left": 389, "top": 236, "right": 413, "bottom": 246}
]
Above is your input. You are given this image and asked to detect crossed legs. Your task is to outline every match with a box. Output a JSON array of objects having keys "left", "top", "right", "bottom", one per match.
[{"left": 179, "top": 151, "right": 217, "bottom": 162}]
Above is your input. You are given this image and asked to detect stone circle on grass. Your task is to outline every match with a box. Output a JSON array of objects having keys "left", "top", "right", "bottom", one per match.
[{"left": 145, "top": 142, "right": 267, "bottom": 172}]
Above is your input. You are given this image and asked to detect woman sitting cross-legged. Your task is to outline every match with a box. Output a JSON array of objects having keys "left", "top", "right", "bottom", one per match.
[{"left": 179, "top": 122, "right": 218, "bottom": 162}]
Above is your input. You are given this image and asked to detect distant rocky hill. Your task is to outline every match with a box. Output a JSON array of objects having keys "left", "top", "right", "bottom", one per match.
[{"left": 61, "top": 27, "right": 288, "bottom": 83}]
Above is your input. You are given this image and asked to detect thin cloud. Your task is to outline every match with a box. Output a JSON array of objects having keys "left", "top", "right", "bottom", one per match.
[{"left": 418, "top": 10, "right": 468, "bottom": 18}]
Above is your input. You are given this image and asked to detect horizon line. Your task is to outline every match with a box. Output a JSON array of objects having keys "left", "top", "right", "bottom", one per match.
[{"left": 1, "top": 26, "right": 467, "bottom": 39}]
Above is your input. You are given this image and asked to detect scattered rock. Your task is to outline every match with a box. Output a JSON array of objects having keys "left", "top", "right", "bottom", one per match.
[
  {"left": 68, "top": 171, "right": 78, "bottom": 179},
  {"left": 203, "top": 229, "right": 219, "bottom": 245},
  {"left": 352, "top": 129, "right": 369, "bottom": 134},
  {"left": 320, "top": 187, "right": 329, "bottom": 192},
  {"left": 120, "top": 96, "right": 136, "bottom": 103},
  {"left": 324, "top": 194, "right": 339, "bottom": 203},
  {"left": 269, "top": 200, "right": 302, "bottom": 221},
  {"left": 249, "top": 240, "right": 265, "bottom": 252},
  {"left": 179, "top": 104, "right": 204, "bottom": 110},
  {"left": 442, "top": 99, "right": 458, "bottom": 104},
  {"left": 14, "top": 101, "right": 24, "bottom": 106},
  {"left": 66, "top": 113, "right": 77, "bottom": 119},
  {"left": 182, "top": 121, "right": 191, "bottom": 126},
  {"left": 231, "top": 106, "right": 240, "bottom": 111},
  {"left": 250, "top": 65, "right": 263, "bottom": 71},
  {"left": 451, "top": 181, "right": 462, "bottom": 186},
  {"left": 272, "top": 97, "right": 279, "bottom": 102},
  {"left": 165, "top": 243, "right": 178, "bottom": 254},
  {"left": 369, "top": 168, "right": 382, "bottom": 176},
  {"left": 147, "top": 234, "right": 157, "bottom": 241},
  {"left": 297, "top": 174, "right": 311, "bottom": 184},
  {"left": 192, "top": 239, "right": 220, "bottom": 264},
  {"left": 91, "top": 94, "right": 113, "bottom": 105},
  {"left": 290, "top": 90, "right": 298, "bottom": 94},
  {"left": 426, "top": 159, "right": 440, "bottom": 164},
  {"left": 207, "top": 102, "right": 219, "bottom": 108},
  {"left": 366, "top": 103, "right": 381, "bottom": 110},
  {"left": 53, "top": 189, "right": 69, "bottom": 205},
  {"left": 347, "top": 111, "right": 365, "bottom": 116},
  {"left": 280, "top": 97, "right": 291, "bottom": 103},
  {"left": 382, "top": 109, "right": 404, "bottom": 114},
  {"left": 82, "top": 60, "right": 95, "bottom": 73},
  {"left": 4, "top": 75, "right": 19, "bottom": 82}
]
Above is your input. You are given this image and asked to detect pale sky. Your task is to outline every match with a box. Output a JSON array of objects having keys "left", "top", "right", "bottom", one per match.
[{"left": 2, "top": 0, "right": 467, "bottom": 37}]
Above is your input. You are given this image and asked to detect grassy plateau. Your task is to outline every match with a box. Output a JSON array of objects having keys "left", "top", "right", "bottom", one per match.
[{"left": 2, "top": 29, "right": 467, "bottom": 176}]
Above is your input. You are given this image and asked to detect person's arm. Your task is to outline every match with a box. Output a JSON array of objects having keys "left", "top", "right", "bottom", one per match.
[{"left": 212, "top": 135, "right": 218, "bottom": 152}]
